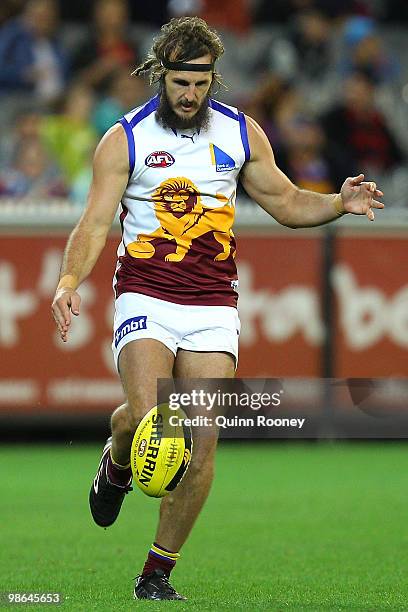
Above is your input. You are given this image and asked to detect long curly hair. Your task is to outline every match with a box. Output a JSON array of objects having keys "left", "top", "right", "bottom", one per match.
[{"left": 133, "top": 17, "right": 225, "bottom": 88}]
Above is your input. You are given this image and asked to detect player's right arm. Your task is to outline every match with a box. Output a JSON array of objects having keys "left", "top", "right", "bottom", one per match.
[
  {"left": 51, "top": 124, "right": 129, "bottom": 342},
  {"left": 240, "top": 115, "right": 383, "bottom": 226}
]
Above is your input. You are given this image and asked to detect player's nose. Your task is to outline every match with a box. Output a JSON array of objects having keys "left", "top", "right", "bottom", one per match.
[{"left": 184, "top": 85, "right": 196, "bottom": 101}]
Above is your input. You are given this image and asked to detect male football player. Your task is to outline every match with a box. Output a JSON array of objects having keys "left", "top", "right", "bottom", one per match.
[{"left": 51, "top": 17, "right": 383, "bottom": 601}]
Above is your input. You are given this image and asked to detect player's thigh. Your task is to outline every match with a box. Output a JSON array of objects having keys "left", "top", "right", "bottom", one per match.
[
  {"left": 119, "top": 338, "right": 175, "bottom": 425},
  {"left": 174, "top": 349, "right": 235, "bottom": 378},
  {"left": 174, "top": 350, "right": 235, "bottom": 459}
]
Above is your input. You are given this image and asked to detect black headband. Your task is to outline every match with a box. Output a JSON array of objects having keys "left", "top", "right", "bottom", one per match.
[{"left": 161, "top": 59, "right": 214, "bottom": 72}]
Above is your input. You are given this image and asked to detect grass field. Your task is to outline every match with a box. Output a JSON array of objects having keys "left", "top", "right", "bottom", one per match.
[{"left": 1, "top": 442, "right": 407, "bottom": 611}]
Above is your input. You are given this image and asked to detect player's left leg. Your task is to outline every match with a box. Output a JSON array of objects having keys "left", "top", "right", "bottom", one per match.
[
  {"left": 89, "top": 338, "right": 175, "bottom": 528},
  {"left": 135, "top": 350, "right": 234, "bottom": 601}
]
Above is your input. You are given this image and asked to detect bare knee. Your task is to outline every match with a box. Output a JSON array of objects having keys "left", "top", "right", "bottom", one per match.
[
  {"left": 111, "top": 398, "right": 157, "bottom": 436},
  {"left": 187, "top": 437, "right": 218, "bottom": 480},
  {"left": 111, "top": 403, "right": 136, "bottom": 436},
  {"left": 187, "top": 458, "right": 215, "bottom": 484}
]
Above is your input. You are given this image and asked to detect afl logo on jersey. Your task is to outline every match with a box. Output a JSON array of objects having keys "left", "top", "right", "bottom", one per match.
[{"left": 145, "top": 151, "right": 175, "bottom": 168}]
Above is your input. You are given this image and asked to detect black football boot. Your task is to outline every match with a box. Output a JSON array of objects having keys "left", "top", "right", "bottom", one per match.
[
  {"left": 89, "top": 437, "right": 132, "bottom": 527},
  {"left": 134, "top": 569, "right": 186, "bottom": 601}
]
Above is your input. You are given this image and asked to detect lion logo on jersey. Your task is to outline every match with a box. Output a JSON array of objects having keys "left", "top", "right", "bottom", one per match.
[{"left": 127, "top": 177, "right": 235, "bottom": 262}]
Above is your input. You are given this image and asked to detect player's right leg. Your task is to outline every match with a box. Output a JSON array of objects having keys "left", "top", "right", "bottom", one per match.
[{"left": 89, "top": 339, "right": 175, "bottom": 527}]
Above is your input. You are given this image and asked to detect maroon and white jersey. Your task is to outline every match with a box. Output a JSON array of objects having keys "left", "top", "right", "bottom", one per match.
[{"left": 114, "top": 95, "right": 250, "bottom": 307}]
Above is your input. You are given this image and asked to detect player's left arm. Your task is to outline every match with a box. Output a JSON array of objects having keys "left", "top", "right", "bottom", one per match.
[{"left": 240, "top": 115, "right": 384, "bottom": 227}]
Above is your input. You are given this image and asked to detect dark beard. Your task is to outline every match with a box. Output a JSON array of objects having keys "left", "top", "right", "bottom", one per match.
[{"left": 156, "top": 86, "right": 211, "bottom": 131}]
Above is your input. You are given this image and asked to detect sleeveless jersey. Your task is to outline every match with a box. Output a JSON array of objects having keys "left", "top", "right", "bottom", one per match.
[{"left": 113, "top": 94, "right": 250, "bottom": 307}]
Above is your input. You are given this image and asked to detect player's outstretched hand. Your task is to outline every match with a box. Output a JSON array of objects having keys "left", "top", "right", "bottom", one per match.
[
  {"left": 51, "top": 288, "right": 81, "bottom": 342},
  {"left": 340, "top": 174, "right": 384, "bottom": 221}
]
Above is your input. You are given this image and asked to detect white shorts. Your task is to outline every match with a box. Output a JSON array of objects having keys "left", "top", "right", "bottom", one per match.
[{"left": 112, "top": 292, "right": 240, "bottom": 372}]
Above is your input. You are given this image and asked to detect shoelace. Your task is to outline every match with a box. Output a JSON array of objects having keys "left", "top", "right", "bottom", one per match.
[
  {"left": 103, "top": 483, "right": 133, "bottom": 499},
  {"left": 156, "top": 574, "right": 177, "bottom": 594},
  {"left": 135, "top": 573, "right": 177, "bottom": 595}
]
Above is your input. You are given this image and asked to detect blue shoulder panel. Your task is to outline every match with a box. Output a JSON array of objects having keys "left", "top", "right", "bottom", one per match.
[
  {"left": 117, "top": 95, "right": 159, "bottom": 176},
  {"left": 129, "top": 95, "right": 159, "bottom": 128},
  {"left": 118, "top": 118, "right": 135, "bottom": 176},
  {"left": 208, "top": 99, "right": 239, "bottom": 121},
  {"left": 238, "top": 112, "right": 250, "bottom": 162}
]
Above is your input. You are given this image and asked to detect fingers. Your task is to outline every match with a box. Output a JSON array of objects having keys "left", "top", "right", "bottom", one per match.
[
  {"left": 349, "top": 173, "right": 365, "bottom": 185},
  {"left": 51, "top": 290, "right": 80, "bottom": 342},
  {"left": 361, "top": 181, "right": 381, "bottom": 194},
  {"left": 364, "top": 199, "right": 384, "bottom": 222},
  {"left": 70, "top": 293, "right": 81, "bottom": 316},
  {"left": 52, "top": 301, "right": 71, "bottom": 342},
  {"left": 59, "top": 324, "right": 69, "bottom": 342},
  {"left": 362, "top": 182, "right": 384, "bottom": 221},
  {"left": 52, "top": 300, "right": 70, "bottom": 328},
  {"left": 343, "top": 174, "right": 384, "bottom": 221},
  {"left": 349, "top": 176, "right": 384, "bottom": 197},
  {"left": 366, "top": 208, "right": 375, "bottom": 221}
]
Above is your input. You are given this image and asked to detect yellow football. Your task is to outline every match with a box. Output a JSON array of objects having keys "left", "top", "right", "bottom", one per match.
[{"left": 130, "top": 403, "right": 192, "bottom": 498}]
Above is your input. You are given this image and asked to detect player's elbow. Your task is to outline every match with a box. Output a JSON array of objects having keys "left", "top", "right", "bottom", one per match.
[
  {"left": 277, "top": 217, "right": 299, "bottom": 230},
  {"left": 272, "top": 186, "right": 301, "bottom": 229}
]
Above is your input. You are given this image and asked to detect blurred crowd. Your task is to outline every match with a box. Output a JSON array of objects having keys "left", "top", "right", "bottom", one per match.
[{"left": 0, "top": 0, "right": 407, "bottom": 206}]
